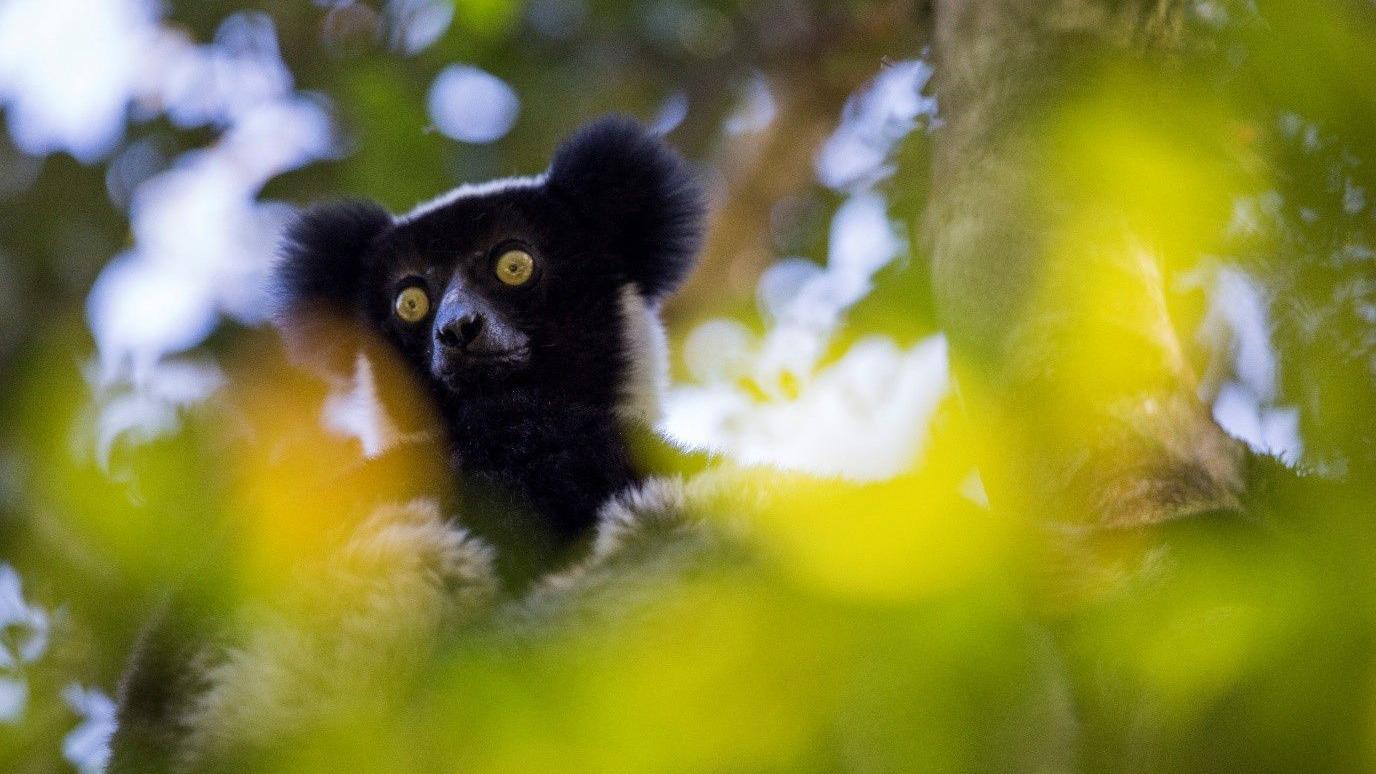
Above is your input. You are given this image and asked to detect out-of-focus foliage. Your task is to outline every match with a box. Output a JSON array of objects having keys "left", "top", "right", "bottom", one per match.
[{"left": 1, "top": 0, "right": 1375, "bottom": 772}]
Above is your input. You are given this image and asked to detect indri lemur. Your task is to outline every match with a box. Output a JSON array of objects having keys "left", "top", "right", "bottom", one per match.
[
  {"left": 109, "top": 117, "right": 709, "bottom": 771},
  {"left": 275, "top": 116, "right": 706, "bottom": 582}
]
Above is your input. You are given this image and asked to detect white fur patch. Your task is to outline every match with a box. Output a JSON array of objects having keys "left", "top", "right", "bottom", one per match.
[
  {"left": 175, "top": 499, "right": 496, "bottom": 767},
  {"left": 590, "top": 468, "right": 774, "bottom": 560},
  {"left": 592, "top": 476, "right": 695, "bottom": 558},
  {"left": 398, "top": 174, "right": 547, "bottom": 222},
  {"left": 322, "top": 352, "right": 434, "bottom": 458},
  {"left": 616, "top": 284, "right": 671, "bottom": 423}
]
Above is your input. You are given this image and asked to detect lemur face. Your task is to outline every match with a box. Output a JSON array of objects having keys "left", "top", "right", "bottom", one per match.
[
  {"left": 368, "top": 182, "right": 607, "bottom": 398},
  {"left": 274, "top": 117, "right": 704, "bottom": 414}
]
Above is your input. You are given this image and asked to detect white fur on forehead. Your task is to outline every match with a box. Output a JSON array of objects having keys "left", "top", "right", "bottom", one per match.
[
  {"left": 616, "top": 283, "right": 671, "bottom": 424},
  {"left": 398, "top": 174, "right": 547, "bottom": 223}
]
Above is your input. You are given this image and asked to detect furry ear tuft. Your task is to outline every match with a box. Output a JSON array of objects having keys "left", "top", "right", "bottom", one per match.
[
  {"left": 272, "top": 200, "right": 391, "bottom": 377},
  {"left": 273, "top": 199, "right": 392, "bottom": 317},
  {"left": 546, "top": 116, "right": 705, "bottom": 301}
]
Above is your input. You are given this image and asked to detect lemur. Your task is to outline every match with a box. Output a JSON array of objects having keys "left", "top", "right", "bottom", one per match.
[
  {"left": 274, "top": 115, "right": 707, "bottom": 584},
  {"left": 108, "top": 117, "right": 713, "bottom": 772}
]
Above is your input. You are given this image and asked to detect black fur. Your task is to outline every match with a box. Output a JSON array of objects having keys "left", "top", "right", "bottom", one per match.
[
  {"left": 274, "top": 116, "right": 705, "bottom": 583},
  {"left": 275, "top": 199, "right": 392, "bottom": 311},
  {"left": 272, "top": 200, "right": 393, "bottom": 376},
  {"left": 546, "top": 116, "right": 706, "bottom": 300}
]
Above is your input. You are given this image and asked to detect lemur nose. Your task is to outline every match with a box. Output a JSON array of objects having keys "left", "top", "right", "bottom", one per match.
[{"left": 437, "top": 313, "right": 485, "bottom": 350}]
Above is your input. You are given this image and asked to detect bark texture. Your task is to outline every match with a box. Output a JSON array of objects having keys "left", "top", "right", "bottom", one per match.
[{"left": 926, "top": 0, "right": 1245, "bottom": 526}]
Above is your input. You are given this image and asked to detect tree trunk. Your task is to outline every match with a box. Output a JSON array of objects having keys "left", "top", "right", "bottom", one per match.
[{"left": 925, "top": 0, "right": 1245, "bottom": 526}]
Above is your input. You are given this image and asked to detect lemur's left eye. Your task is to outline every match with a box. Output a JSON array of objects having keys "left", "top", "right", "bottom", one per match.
[
  {"left": 495, "top": 249, "right": 535, "bottom": 287},
  {"left": 394, "top": 286, "right": 430, "bottom": 323}
]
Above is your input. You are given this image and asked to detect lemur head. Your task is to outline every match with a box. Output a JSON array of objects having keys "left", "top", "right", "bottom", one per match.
[{"left": 274, "top": 117, "right": 704, "bottom": 420}]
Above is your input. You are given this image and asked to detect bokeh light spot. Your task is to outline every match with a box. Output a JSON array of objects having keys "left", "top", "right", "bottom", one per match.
[{"left": 427, "top": 65, "right": 520, "bottom": 144}]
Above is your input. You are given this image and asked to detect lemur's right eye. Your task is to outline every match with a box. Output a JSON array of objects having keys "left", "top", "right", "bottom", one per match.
[
  {"left": 495, "top": 249, "right": 536, "bottom": 287},
  {"left": 394, "top": 286, "right": 430, "bottom": 323}
]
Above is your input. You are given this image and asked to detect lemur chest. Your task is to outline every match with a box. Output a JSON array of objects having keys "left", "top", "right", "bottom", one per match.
[{"left": 441, "top": 399, "right": 640, "bottom": 584}]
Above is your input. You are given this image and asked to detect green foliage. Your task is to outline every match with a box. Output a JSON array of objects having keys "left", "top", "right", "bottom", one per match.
[{"left": 2, "top": 1, "right": 1376, "bottom": 772}]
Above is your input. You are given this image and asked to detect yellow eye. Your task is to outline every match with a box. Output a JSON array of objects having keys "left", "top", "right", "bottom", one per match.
[
  {"left": 394, "top": 286, "right": 430, "bottom": 323},
  {"left": 495, "top": 249, "right": 535, "bottom": 286}
]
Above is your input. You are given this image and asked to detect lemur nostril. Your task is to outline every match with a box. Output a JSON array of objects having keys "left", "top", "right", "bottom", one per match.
[
  {"left": 438, "top": 314, "right": 485, "bottom": 350},
  {"left": 459, "top": 315, "right": 484, "bottom": 344}
]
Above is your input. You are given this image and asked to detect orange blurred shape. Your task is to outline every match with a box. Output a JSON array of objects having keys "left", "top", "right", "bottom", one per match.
[{"left": 220, "top": 315, "right": 447, "bottom": 598}]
